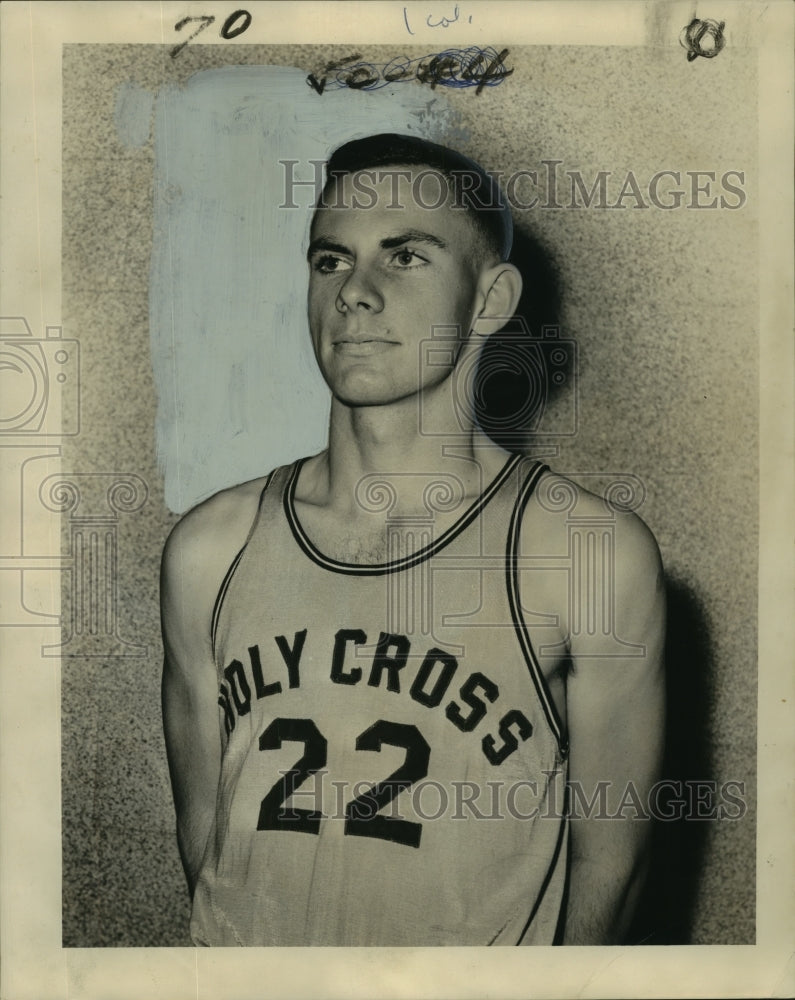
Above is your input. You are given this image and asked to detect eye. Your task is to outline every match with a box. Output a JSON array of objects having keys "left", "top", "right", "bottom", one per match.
[
  {"left": 390, "top": 249, "right": 426, "bottom": 268},
  {"left": 312, "top": 254, "right": 352, "bottom": 274}
]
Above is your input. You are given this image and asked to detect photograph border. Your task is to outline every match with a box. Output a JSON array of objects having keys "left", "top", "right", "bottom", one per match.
[{"left": 1, "top": 2, "right": 793, "bottom": 997}]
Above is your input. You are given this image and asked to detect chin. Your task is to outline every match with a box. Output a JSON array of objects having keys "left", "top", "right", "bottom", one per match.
[
  {"left": 322, "top": 367, "right": 397, "bottom": 406},
  {"left": 331, "top": 380, "right": 411, "bottom": 409},
  {"left": 332, "top": 387, "right": 398, "bottom": 408}
]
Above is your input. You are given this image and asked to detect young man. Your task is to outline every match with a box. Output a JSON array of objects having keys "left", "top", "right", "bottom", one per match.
[{"left": 161, "top": 134, "right": 665, "bottom": 946}]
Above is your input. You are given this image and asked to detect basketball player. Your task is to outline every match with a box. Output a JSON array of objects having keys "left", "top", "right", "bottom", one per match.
[{"left": 161, "top": 134, "right": 666, "bottom": 946}]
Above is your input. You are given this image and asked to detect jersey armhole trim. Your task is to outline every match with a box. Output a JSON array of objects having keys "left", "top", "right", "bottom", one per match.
[
  {"left": 515, "top": 782, "right": 570, "bottom": 945},
  {"left": 210, "top": 471, "right": 275, "bottom": 657},
  {"left": 506, "top": 462, "right": 569, "bottom": 758}
]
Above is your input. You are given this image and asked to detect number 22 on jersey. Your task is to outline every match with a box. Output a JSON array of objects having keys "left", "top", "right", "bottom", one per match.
[{"left": 257, "top": 717, "right": 430, "bottom": 848}]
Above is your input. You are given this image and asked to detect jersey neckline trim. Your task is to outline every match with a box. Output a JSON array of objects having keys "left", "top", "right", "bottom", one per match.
[{"left": 283, "top": 452, "right": 524, "bottom": 576}]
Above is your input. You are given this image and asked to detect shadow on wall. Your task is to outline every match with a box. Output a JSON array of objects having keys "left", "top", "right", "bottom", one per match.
[
  {"left": 475, "top": 223, "right": 568, "bottom": 449},
  {"left": 480, "top": 226, "right": 716, "bottom": 944},
  {"left": 628, "top": 575, "right": 715, "bottom": 944}
]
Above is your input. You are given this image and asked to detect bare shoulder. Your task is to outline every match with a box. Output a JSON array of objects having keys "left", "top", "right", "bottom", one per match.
[
  {"left": 160, "top": 475, "right": 271, "bottom": 643},
  {"left": 163, "top": 475, "right": 268, "bottom": 566},
  {"left": 528, "top": 468, "right": 663, "bottom": 574},
  {"left": 521, "top": 469, "right": 665, "bottom": 653}
]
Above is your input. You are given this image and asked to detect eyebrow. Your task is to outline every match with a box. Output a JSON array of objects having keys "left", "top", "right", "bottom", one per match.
[
  {"left": 380, "top": 230, "right": 449, "bottom": 251},
  {"left": 307, "top": 230, "right": 449, "bottom": 260},
  {"left": 307, "top": 237, "right": 349, "bottom": 259}
]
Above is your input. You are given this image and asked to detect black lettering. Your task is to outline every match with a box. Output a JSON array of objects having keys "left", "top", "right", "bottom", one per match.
[
  {"left": 223, "top": 659, "right": 252, "bottom": 716},
  {"left": 257, "top": 718, "right": 326, "bottom": 834},
  {"left": 409, "top": 648, "right": 458, "bottom": 707},
  {"left": 368, "top": 632, "right": 410, "bottom": 692},
  {"left": 273, "top": 629, "right": 306, "bottom": 689},
  {"left": 482, "top": 708, "right": 533, "bottom": 765},
  {"left": 331, "top": 628, "right": 366, "bottom": 685},
  {"left": 345, "top": 721, "right": 429, "bottom": 848},
  {"left": 218, "top": 683, "right": 235, "bottom": 735},
  {"left": 445, "top": 671, "right": 498, "bottom": 732},
  {"left": 249, "top": 644, "right": 282, "bottom": 698}
]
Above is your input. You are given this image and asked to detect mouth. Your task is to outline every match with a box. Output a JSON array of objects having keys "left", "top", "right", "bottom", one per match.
[{"left": 332, "top": 339, "right": 397, "bottom": 356}]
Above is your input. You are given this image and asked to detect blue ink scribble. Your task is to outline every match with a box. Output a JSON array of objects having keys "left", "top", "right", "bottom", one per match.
[{"left": 307, "top": 47, "right": 513, "bottom": 97}]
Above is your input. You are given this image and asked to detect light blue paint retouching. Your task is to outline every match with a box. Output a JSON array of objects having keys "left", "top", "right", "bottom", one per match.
[
  {"left": 147, "top": 65, "right": 459, "bottom": 513},
  {"left": 114, "top": 81, "right": 154, "bottom": 147}
]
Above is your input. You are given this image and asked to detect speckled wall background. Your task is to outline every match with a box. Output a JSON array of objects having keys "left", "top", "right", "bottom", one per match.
[{"left": 61, "top": 43, "right": 757, "bottom": 946}]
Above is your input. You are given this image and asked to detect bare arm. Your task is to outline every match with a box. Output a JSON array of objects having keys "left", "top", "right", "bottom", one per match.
[
  {"left": 161, "top": 517, "right": 223, "bottom": 895},
  {"left": 160, "top": 481, "right": 264, "bottom": 895},
  {"left": 561, "top": 508, "right": 666, "bottom": 944}
]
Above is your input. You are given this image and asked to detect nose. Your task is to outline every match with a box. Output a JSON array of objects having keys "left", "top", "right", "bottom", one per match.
[{"left": 336, "top": 264, "right": 384, "bottom": 314}]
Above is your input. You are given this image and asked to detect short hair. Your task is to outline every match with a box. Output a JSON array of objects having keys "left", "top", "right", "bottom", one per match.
[{"left": 318, "top": 133, "right": 513, "bottom": 261}]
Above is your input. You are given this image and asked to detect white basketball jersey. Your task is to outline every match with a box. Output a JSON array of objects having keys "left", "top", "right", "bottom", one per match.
[{"left": 191, "top": 453, "right": 569, "bottom": 946}]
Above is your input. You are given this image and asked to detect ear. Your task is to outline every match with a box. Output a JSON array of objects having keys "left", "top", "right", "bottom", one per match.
[{"left": 471, "top": 262, "right": 523, "bottom": 337}]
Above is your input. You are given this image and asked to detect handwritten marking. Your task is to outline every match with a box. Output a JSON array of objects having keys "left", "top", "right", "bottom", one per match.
[
  {"left": 403, "top": 4, "right": 472, "bottom": 35},
  {"left": 219, "top": 9, "right": 252, "bottom": 39},
  {"left": 170, "top": 9, "right": 252, "bottom": 58},
  {"left": 427, "top": 5, "right": 459, "bottom": 28},
  {"left": 306, "top": 47, "right": 512, "bottom": 96},
  {"left": 404, "top": 5, "right": 473, "bottom": 34},
  {"left": 306, "top": 54, "right": 363, "bottom": 95},
  {"left": 171, "top": 15, "right": 215, "bottom": 59},
  {"left": 679, "top": 18, "right": 726, "bottom": 61}
]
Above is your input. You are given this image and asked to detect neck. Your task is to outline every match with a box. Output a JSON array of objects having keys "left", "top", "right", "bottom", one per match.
[{"left": 305, "top": 380, "right": 510, "bottom": 516}]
